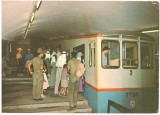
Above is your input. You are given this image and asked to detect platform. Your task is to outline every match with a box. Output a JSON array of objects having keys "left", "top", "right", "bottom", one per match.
[{"left": 2, "top": 73, "right": 92, "bottom": 113}]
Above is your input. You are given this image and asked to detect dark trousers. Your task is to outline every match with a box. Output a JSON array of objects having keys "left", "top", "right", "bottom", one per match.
[{"left": 17, "top": 59, "right": 23, "bottom": 74}]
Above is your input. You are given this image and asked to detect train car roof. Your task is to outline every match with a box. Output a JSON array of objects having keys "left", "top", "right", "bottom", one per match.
[{"left": 2, "top": 1, "right": 159, "bottom": 42}]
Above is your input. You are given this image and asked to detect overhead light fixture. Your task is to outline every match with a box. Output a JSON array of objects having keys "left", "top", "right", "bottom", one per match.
[
  {"left": 24, "top": 31, "right": 28, "bottom": 39},
  {"left": 30, "top": 12, "right": 35, "bottom": 23},
  {"left": 142, "top": 30, "right": 159, "bottom": 33},
  {"left": 27, "top": 23, "right": 31, "bottom": 28},
  {"left": 36, "top": 0, "right": 42, "bottom": 10}
]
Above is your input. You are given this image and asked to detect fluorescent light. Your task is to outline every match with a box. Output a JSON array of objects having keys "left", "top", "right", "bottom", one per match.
[
  {"left": 30, "top": 12, "right": 35, "bottom": 23},
  {"left": 24, "top": 31, "right": 28, "bottom": 39},
  {"left": 28, "top": 23, "right": 31, "bottom": 28},
  {"left": 142, "top": 30, "right": 159, "bottom": 33},
  {"left": 36, "top": 0, "right": 42, "bottom": 10}
]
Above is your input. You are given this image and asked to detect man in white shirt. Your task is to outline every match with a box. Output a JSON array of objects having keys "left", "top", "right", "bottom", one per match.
[
  {"left": 54, "top": 51, "right": 67, "bottom": 96},
  {"left": 56, "top": 48, "right": 61, "bottom": 59}
]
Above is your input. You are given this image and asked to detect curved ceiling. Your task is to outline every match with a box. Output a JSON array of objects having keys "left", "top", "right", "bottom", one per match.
[{"left": 2, "top": 1, "right": 159, "bottom": 42}]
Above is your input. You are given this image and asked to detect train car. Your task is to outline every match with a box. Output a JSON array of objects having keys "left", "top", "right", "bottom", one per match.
[{"left": 55, "top": 33, "right": 158, "bottom": 113}]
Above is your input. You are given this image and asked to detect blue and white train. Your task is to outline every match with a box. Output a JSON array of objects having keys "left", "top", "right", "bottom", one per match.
[{"left": 48, "top": 33, "right": 158, "bottom": 113}]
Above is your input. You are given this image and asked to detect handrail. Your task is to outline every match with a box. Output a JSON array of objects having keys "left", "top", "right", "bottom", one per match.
[{"left": 107, "top": 100, "right": 133, "bottom": 113}]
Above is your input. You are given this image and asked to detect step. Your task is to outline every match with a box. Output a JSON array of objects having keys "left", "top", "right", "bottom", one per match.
[
  {"left": 2, "top": 81, "right": 32, "bottom": 85},
  {"left": 2, "top": 100, "right": 86, "bottom": 109},
  {"left": 2, "top": 78, "right": 32, "bottom": 81},
  {"left": 2, "top": 104, "right": 92, "bottom": 113}
]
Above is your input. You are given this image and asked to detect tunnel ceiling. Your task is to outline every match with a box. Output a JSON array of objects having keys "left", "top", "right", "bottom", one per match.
[{"left": 2, "top": 1, "right": 159, "bottom": 42}]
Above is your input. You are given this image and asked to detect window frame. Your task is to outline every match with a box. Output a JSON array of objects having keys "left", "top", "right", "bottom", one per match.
[
  {"left": 122, "top": 41, "right": 138, "bottom": 69},
  {"left": 140, "top": 42, "right": 153, "bottom": 69},
  {"left": 101, "top": 40, "right": 120, "bottom": 69}
]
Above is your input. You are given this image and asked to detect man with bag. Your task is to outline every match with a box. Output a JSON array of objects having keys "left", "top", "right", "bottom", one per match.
[{"left": 67, "top": 51, "right": 81, "bottom": 111}]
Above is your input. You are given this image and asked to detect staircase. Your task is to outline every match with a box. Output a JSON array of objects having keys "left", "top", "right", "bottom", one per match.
[
  {"left": 2, "top": 76, "right": 92, "bottom": 113},
  {"left": 2, "top": 99, "right": 92, "bottom": 113}
]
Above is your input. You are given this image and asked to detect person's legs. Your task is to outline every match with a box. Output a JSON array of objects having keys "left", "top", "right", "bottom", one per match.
[
  {"left": 54, "top": 68, "right": 62, "bottom": 95},
  {"left": 33, "top": 76, "right": 38, "bottom": 99},
  {"left": 68, "top": 80, "right": 74, "bottom": 108},
  {"left": 63, "top": 87, "right": 66, "bottom": 96},
  {"left": 73, "top": 80, "right": 79, "bottom": 107},
  {"left": 17, "top": 59, "right": 20, "bottom": 77},
  {"left": 37, "top": 74, "right": 44, "bottom": 99},
  {"left": 19, "top": 59, "right": 24, "bottom": 76},
  {"left": 59, "top": 87, "right": 64, "bottom": 95}
]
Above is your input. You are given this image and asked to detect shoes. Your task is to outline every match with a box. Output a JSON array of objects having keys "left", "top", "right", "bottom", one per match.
[
  {"left": 33, "top": 98, "right": 43, "bottom": 101},
  {"left": 67, "top": 107, "right": 75, "bottom": 112},
  {"left": 59, "top": 92, "right": 67, "bottom": 97},
  {"left": 74, "top": 105, "right": 77, "bottom": 108},
  {"left": 58, "top": 92, "right": 64, "bottom": 96},
  {"left": 41, "top": 94, "right": 46, "bottom": 99},
  {"left": 48, "top": 86, "right": 54, "bottom": 89}
]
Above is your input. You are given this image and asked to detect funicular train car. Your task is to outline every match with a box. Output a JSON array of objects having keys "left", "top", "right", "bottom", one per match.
[{"left": 54, "top": 33, "right": 157, "bottom": 113}]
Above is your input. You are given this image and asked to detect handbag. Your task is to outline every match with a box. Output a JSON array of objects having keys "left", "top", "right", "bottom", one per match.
[{"left": 76, "top": 62, "right": 85, "bottom": 78}]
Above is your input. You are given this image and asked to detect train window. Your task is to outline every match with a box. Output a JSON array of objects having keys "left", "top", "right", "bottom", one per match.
[
  {"left": 141, "top": 43, "right": 153, "bottom": 69},
  {"left": 101, "top": 40, "right": 120, "bottom": 69},
  {"left": 122, "top": 42, "right": 138, "bottom": 68}
]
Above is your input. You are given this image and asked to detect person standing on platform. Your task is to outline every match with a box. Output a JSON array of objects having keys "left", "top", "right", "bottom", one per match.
[
  {"left": 25, "top": 49, "right": 35, "bottom": 77},
  {"left": 16, "top": 48, "right": 24, "bottom": 77},
  {"left": 45, "top": 47, "right": 51, "bottom": 78},
  {"left": 28, "top": 48, "right": 45, "bottom": 101},
  {"left": 54, "top": 51, "right": 67, "bottom": 97},
  {"left": 67, "top": 51, "right": 80, "bottom": 111},
  {"left": 59, "top": 64, "right": 69, "bottom": 97},
  {"left": 41, "top": 54, "right": 49, "bottom": 98},
  {"left": 48, "top": 49, "right": 57, "bottom": 88}
]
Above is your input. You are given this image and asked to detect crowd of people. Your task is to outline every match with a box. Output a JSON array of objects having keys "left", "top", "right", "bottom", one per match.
[{"left": 16, "top": 47, "right": 86, "bottom": 111}]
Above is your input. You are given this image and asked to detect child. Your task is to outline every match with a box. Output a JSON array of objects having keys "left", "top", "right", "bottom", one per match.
[{"left": 59, "top": 64, "right": 69, "bottom": 97}]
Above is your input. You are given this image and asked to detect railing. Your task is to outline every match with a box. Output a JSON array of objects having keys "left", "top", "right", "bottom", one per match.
[{"left": 107, "top": 100, "right": 133, "bottom": 113}]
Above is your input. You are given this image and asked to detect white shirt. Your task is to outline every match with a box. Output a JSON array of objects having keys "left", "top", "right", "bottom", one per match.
[
  {"left": 45, "top": 51, "right": 51, "bottom": 60},
  {"left": 56, "top": 52, "right": 61, "bottom": 59},
  {"left": 56, "top": 54, "right": 66, "bottom": 68},
  {"left": 102, "top": 53, "right": 107, "bottom": 66},
  {"left": 50, "top": 52, "right": 56, "bottom": 64}
]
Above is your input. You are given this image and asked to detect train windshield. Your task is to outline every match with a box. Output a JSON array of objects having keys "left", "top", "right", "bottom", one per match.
[
  {"left": 101, "top": 40, "right": 120, "bottom": 69},
  {"left": 122, "top": 42, "right": 138, "bottom": 68},
  {"left": 141, "top": 43, "right": 153, "bottom": 69}
]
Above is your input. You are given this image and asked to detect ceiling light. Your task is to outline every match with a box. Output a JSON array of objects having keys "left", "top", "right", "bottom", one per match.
[
  {"left": 142, "top": 30, "right": 159, "bottom": 33},
  {"left": 30, "top": 12, "right": 35, "bottom": 23},
  {"left": 24, "top": 31, "right": 28, "bottom": 39},
  {"left": 28, "top": 23, "right": 31, "bottom": 28},
  {"left": 36, "top": 0, "right": 42, "bottom": 10}
]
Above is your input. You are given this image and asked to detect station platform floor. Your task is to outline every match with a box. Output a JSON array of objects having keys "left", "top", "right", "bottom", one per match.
[{"left": 2, "top": 71, "right": 92, "bottom": 113}]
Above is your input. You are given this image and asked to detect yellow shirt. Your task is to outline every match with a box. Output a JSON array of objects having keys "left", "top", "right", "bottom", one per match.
[{"left": 16, "top": 52, "right": 22, "bottom": 59}]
